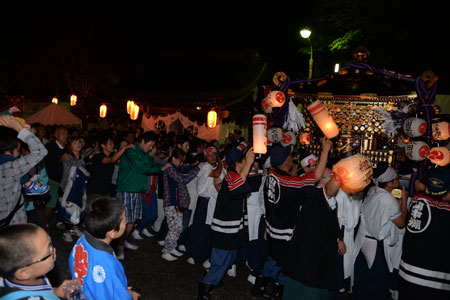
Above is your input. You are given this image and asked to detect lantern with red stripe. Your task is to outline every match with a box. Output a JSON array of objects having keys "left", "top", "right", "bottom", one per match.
[
  {"left": 427, "top": 147, "right": 450, "bottom": 166},
  {"left": 281, "top": 131, "right": 296, "bottom": 147},
  {"left": 307, "top": 100, "right": 339, "bottom": 139},
  {"left": 403, "top": 117, "right": 426, "bottom": 137},
  {"left": 405, "top": 141, "right": 430, "bottom": 161},
  {"left": 267, "top": 90, "right": 286, "bottom": 108},
  {"left": 252, "top": 114, "right": 267, "bottom": 154}
]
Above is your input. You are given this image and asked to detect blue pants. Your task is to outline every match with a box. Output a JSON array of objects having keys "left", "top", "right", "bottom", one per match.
[
  {"left": 352, "top": 240, "right": 390, "bottom": 300},
  {"left": 202, "top": 248, "right": 238, "bottom": 286},
  {"left": 136, "top": 192, "right": 157, "bottom": 232},
  {"left": 245, "top": 215, "right": 268, "bottom": 276},
  {"left": 188, "top": 197, "right": 212, "bottom": 263},
  {"left": 263, "top": 256, "right": 285, "bottom": 285}
]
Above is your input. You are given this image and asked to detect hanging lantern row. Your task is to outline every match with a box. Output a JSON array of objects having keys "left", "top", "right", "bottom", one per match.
[
  {"left": 267, "top": 127, "right": 296, "bottom": 147},
  {"left": 207, "top": 109, "right": 217, "bottom": 128}
]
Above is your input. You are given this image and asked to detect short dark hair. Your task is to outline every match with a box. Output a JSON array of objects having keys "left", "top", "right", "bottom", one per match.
[
  {"left": 138, "top": 131, "right": 158, "bottom": 144},
  {"left": 0, "top": 223, "right": 40, "bottom": 279},
  {"left": 98, "top": 132, "right": 114, "bottom": 148},
  {"left": 0, "top": 126, "right": 20, "bottom": 154},
  {"left": 176, "top": 135, "right": 190, "bottom": 147},
  {"left": 83, "top": 197, "right": 125, "bottom": 239},
  {"left": 170, "top": 148, "right": 186, "bottom": 161}
]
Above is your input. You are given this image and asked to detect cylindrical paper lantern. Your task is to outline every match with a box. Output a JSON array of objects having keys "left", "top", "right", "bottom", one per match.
[
  {"left": 307, "top": 100, "right": 339, "bottom": 139},
  {"left": 432, "top": 121, "right": 450, "bottom": 140},
  {"left": 267, "top": 127, "right": 283, "bottom": 144},
  {"left": 299, "top": 132, "right": 311, "bottom": 145},
  {"left": 403, "top": 117, "right": 426, "bottom": 137},
  {"left": 130, "top": 103, "right": 140, "bottom": 120},
  {"left": 405, "top": 141, "right": 430, "bottom": 161},
  {"left": 127, "top": 100, "right": 134, "bottom": 114},
  {"left": 99, "top": 105, "right": 107, "bottom": 118},
  {"left": 281, "top": 131, "right": 296, "bottom": 147},
  {"left": 207, "top": 109, "right": 217, "bottom": 128},
  {"left": 266, "top": 91, "right": 286, "bottom": 108},
  {"left": 70, "top": 95, "right": 77, "bottom": 106},
  {"left": 427, "top": 147, "right": 450, "bottom": 166},
  {"left": 252, "top": 114, "right": 267, "bottom": 154},
  {"left": 332, "top": 154, "right": 373, "bottom": 194},
  {"left": 261, "top": 98, "right": 272, "bottom": 113},
  {"left": 52, "top": 97, "right": 58, "bottom": 104}
]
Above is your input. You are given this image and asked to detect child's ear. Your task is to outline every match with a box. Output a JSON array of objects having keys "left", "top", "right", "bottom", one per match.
[
  {"left": 106, "top": 229, "right": 117, "bottom": 240},
  {"left": 14, "top": 267, "right": 32, "bottom": 281}
]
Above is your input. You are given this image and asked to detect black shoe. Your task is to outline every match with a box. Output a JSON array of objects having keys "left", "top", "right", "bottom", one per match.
[
  {"left": 251, "top": 274, "right": 269, "bottom": 297},
  {"left": 269, "top": 282, "right": 283, "bottom": 300},
  {"left": 197, "top": 281, "right": 213, "bottom": 300}
]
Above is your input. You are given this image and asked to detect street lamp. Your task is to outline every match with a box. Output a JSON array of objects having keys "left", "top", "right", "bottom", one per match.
[{"left": 300, "top": 29, "right": 313, "bottom": 79}]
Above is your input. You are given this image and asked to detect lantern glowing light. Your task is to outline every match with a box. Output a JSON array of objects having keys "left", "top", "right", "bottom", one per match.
[
  {"left": 307, "top": 100, "right": 339, "bottom": 139},
  {"left": 266, "top": 91, "right": 286, "bottom": 108},
  {"left": 332, "top": 154, "right": 373, "bottom": 194},
  {"left": 432, "top": 121, "right": 450, "bottom": 140},
  {"left": 207, "top": 109, "right": 217, "bottom": 128},
  {"left": 299, "top": 132, "right": 311, "bottom": 145},
  {"left": 252, "top": 114, "right": 267, "bottom": 154},
  {"left": 130, "top": 103, "right": 140, "bottom": 120},
  {"left": 99, "top": 105, "right": 107, "bottom": 118},
  {"left": 52, "top": 97, "right": 58, "bottom": 104},
  {"left": 427, "top": 147, "right": 450, "bottom": 166},
  {"left": 70, "top": 95, "right": 77, "bottom": 106},
  {"left": 127, "top": 100, "right": 134, "bottom": 114}
]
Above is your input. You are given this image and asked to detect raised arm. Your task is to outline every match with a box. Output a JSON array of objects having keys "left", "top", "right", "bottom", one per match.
[{"left": 314, "top": 138, "right": 332, "bottom": 182}]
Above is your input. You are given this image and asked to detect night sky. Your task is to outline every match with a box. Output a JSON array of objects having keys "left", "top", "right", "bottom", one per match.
[{"left": 1, "top": 5, "right": 449, "bottom": 103}]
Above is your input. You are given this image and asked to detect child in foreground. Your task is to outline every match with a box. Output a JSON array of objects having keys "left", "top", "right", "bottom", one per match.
[
  {"left": 69, "top": 196, "right": 140, "bottom": 300},
  {"left": 0, "top": 223, "right": 74, "bottom": 299}
]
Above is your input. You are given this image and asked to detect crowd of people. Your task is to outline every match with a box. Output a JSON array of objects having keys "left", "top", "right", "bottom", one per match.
[{"left": 0, "top": 109, "right": 449, "bottom": 300}]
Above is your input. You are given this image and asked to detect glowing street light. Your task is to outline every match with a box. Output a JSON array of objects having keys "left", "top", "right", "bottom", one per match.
[{"left": 300, "top": 29, "right": 313, "bottom": 79}]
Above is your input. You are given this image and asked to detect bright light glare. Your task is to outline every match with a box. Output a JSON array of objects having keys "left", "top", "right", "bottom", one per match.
[{"left": 300, "top": 29, "right": 311, "bottom": 39}]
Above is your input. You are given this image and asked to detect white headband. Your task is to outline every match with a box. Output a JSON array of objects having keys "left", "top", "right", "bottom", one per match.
[
  {"left": 373, "top": 167, "right": 397, "bottom": 186},
  {"left": 301, "top": 154, "right": 317, "bottom": 168}
]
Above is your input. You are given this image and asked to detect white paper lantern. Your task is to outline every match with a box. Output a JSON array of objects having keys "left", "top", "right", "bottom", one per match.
[
  {"left": 427, "top": 147, "right": 450, "bottom": 166},
  {"left": 332, "top": 154, "right": 373, "bottom": 194},
  {"left": 261, "top": 98, "right": 272, "bottom": 113},
  {"left": 252, "top": 114, "right": 267, "bottom": 154},
  {"left": 267, "top": 127, "right": 283, "bottom": 143},
  {"left": 267, "top": 91, "right": 286, "bottom": 108},
  {"left": 405, "top": 141, "right": 430, "bottom": 161},
  {"left": 306, "top": 100, "right": 339, "bottom": 139},
  {"left": 403, "top": 117, "right": 427, "bottom": 137},
  {"left": 432, "top": 121, "right": 450, "bottom": 140},
  {"left": 280, "top": 131, "right": 296, "bottom": 147}
]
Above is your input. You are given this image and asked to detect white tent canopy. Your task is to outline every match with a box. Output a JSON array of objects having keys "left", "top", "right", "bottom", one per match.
[{"left": 26, "top": 103, "right": 82, "bottom": 126}]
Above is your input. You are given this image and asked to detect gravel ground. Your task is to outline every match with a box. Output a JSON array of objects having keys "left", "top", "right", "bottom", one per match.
[{"left": 47, "top": 224, "right": 259, "bottom": 300}]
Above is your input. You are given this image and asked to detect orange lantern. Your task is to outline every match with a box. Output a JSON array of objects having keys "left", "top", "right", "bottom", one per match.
[
  {"left": 252, "top": 114, "right": 267, "bottom": 154},
  {"left": 299, "top": 132, "right": 311, "bottom": 145},
  {"left": 130, "top": 103, "right": 140, "bottom": 120},
  {"left": 99, "top": 104, "right": 107, "bottom": 118},
  {"left": 307, "top": 100, "right": 339, "bottom": 139},
  {"left": 427, "top": 147, "right": 450, "bottom": 166},
  {"left": 332, "top": 154, "right": 373, "bottom": 194},
  {"left": 70, "top": 95, "right": 77, "bottom": 106},
  {"left": 52, "top": 97, "right": 58, "bottom": 104},
  {"left": 432, "top": 121, "right": 450, "bottom": 140},
  {"left": 207, "top": 109, "right": 217, "bottom": 128},
  {"left": 127, "top": 100, "right": 134, "bottom": 114},
  {"left": 266, "top": 91, "right": 286, "bottom": 108}
]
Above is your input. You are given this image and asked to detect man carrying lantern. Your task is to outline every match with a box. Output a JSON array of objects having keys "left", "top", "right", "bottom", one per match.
[
  {"left": 351, "top": 162, "right": 407, "bottom": 300},
  {"left": 260, "top": 137, "right": 332, "bottom": 300},
  {"left": 398, "top": 167, "right": 450, "bottom": 300}
]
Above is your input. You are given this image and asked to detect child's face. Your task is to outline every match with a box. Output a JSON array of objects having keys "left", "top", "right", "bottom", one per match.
[{"left": 24, "top": 228, "right": 56, "bottom": 279}]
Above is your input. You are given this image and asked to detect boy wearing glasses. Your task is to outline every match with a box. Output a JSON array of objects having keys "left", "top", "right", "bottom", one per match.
[{"left": 0, "top": 223, "right": 72, "bottom": 299}]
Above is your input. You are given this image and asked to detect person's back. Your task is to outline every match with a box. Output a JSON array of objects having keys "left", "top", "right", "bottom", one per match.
[{"left": 69, "top": 196, "right": 140, "bottom": 300}]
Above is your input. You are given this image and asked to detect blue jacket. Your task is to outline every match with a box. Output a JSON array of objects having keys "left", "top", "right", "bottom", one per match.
[{"left": 69, "top": 233, "right": 132, "bottom": 300}]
